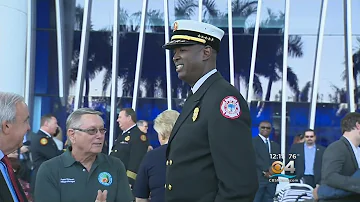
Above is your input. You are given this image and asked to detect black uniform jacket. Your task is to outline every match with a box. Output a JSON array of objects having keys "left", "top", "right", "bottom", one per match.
[
  {"left": 110, "top": 126, "right": 148, "bottom": 185},
  {"left": 30, "top": 130, "right": 63, "bottom": 191},
  {"left": 165, "top": 72, "right": 259, "bottom": 202}
]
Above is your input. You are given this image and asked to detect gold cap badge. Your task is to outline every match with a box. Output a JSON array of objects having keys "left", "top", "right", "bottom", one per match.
[{"left": 173, "top": 22, "right": 178, "bottom": 32}]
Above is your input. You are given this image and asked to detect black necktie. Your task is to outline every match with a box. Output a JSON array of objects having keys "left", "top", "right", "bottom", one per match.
[{"left": 265, "top": 139, "right": 270, "bottom": 153}]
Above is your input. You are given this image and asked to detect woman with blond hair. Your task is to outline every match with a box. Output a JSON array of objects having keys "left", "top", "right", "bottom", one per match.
[{"left": 133, "top": 110, "right": 180, "bottom": 202}]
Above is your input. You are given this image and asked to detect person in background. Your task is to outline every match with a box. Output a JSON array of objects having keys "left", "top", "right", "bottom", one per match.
[
  {"left": 134, "top": 110, "right": 180, "bottom": 202},
  {"left": 53, "top": 127, "right": 64, "bottom": 150},
  {"left": 110, "top": 108, "right": 149, "bottom": 188},
  {"left": 313, "top": 112, "right": 360, "bottom": 202},
  {"left": 288, "top": 129, "right": 325, "bottom": 188},
  {"left": 253, "top": 121, "right": 281, "bottom": 202},
  {"left": 293, "top": 133, "right": 305, "bottom": 144},
  {"left": 0, "top": 92, "right": 31, "bottom": 202},
  {"left": 137, "top": 120, "right": 149, "bottom": 134},
  {"left": 30, "top": 114, "right": 63, "bottom": 196},
  {"left": 137, "top": 120, "right": 153, "bottom": 152}
]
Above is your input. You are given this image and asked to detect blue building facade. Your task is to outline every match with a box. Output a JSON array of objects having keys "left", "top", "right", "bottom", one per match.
[{"left": 32, "top": 0, "right": 360, "bottom": 150}]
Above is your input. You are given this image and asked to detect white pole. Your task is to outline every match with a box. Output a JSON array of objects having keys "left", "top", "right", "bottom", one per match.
[
  {"left": 109, "top": 0, "right": 120, "bottom": 154},
  {"left": 164, "top": 0, "right": 172, "bottom": 109},
  {"left": 308, "top": 0, "right": 328, "bottom": 129},
  {"left": 247, "top": 0, "right": 262, "bottom": 105},
  {"left": 198, "top": 0, "right": 202, "bottom": 22},
  {"left": 281, "top": 0, "right": 290, "bottom": 174},
  {"left": 131, "top": 0, "right": 148, "bottom": 111},
  {"left": 74, "top": 0, "right": 92, "bottom": 110},
  {"left": 343, "top": 0, "right": 355, "bottom": 112},
  {"left": 228, "top": 0, "right": 235, "bottom": 86}
]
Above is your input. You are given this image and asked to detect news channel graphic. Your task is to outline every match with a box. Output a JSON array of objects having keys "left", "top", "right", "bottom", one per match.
[{"left": 269, "top": 153, "right": 299, "bottom": 183}]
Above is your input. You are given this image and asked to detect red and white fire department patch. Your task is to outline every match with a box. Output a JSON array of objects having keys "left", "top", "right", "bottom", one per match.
[{"left": 220, "top": 96, "right": 241, "bottom": 119}]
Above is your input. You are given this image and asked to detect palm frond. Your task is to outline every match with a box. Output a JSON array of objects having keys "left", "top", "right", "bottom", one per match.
[
  {"left": 175, "top": 0, "right": 197, "bottom": 19},
  {"left": 102, "top": 69, "right": 112, "bottom": 96},
  {"left": 286, "top": 66, "right": 299, "bottom": 94},
  {"left": 288, "top": 35, "right": 303, "bottom": 58},
  {"left": 232, "top": 0, "right": 257, "bottom": 18}
]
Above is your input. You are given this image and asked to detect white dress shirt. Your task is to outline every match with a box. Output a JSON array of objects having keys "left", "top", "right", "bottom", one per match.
[
  {"left": 259, "top": 134, "right": 271, "bottom": 153},
  {"left": 191, "top": 69, "right": 217, "bottom": 94}
]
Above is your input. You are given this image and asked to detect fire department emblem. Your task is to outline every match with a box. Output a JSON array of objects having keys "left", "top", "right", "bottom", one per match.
[{"left": 220, "top": 96, "right": 241, "bottom": 119}]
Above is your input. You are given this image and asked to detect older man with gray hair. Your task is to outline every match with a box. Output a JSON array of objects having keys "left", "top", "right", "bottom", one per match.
[
  {"left": 0, "top": 92, "right": 31, "bottom": 202},
  {"left": 35, "top": 108, "right": 133, "bottom": 202}
]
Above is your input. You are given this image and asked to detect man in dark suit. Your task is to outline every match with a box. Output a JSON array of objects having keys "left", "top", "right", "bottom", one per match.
[
  {"left": 162, "top": 20, "right": 258, "bottom": 202},
  {"left": 0, "top": 92, "right": 31, "bottom": 202},
  {"left": 30, "top": 114, "right": 63, "bottom": 196},
  {"left": 313, "top": 112, "right": 360, "bottom": 202},
  {"left": 110, "top": 108, "right": 149, "bottom": 187},
  {"left": 253, "top": 121, "right": 281, "bottom": 202},
  {"left": 288, "top": 129, "right": 325, "bottom": 188}
]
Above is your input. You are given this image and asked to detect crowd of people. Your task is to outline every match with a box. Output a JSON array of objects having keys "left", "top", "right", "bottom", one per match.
[{"left": 1, "top": 19, "right": 360, "bottom": 202}]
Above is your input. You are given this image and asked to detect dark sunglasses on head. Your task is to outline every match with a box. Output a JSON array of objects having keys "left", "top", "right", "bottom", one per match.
[
  {"left": 260, "top": 126, "right": 271, "bottom": 130},
  {"left": 305, "top": 136, "right": 314, "bottom": 138}
]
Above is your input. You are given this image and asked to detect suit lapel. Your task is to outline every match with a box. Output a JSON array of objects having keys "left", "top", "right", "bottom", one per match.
[
  {"left": 0, "top": 171, "right": 13, "bottom": 201},
  {"left": 314, "top": 145, "right": 321, "bottom": 165},
  {"left": 169, "top": 72, "right": 222, "bottom": 144},
  {"left": 255, "top": 136, "right": 268, "bottom": 158},
  {"left": 300, "top": 144, "right": 305, "bottom": 165},
  {"left": 341, "top": 136, "right": 359, "bottom": 169},
  {"left": 0, "top": 170, "right": 27, "bottom": 202}
]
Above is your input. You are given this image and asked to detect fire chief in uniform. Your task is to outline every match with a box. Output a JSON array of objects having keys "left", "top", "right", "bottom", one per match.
[{"left": 162, "top": 20, "right": 259, "bottom": 202}]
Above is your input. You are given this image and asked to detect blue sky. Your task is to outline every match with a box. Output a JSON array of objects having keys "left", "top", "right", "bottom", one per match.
[{"left": 75, "top": 0, "right": 360, "bottom": 102}]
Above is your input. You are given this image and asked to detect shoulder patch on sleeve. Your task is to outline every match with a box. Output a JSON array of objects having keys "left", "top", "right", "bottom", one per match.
[
  {"left": 140, "top": 134, "right": 147, "bottom": 142},
  {"left": 220, "top": 96, "right": 241, "bottom": 119},
  {"left": 40, "top": 138, "right": 48, "bottom": 145}
]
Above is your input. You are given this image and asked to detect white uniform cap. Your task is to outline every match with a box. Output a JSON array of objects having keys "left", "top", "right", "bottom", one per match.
[{"left": 163, "top": 20, "right": 225, "bottom": 52}]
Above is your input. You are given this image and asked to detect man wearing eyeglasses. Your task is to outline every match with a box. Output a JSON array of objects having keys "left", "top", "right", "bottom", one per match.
[
  {"left": 288, "top": 129, "right": 325, "bottom": 188},
  {"left": 34, "top": 108, "right": 134, "bottom": 202},
  {"left": 252, "top": 121, "right": 281, "bottom": 202}
]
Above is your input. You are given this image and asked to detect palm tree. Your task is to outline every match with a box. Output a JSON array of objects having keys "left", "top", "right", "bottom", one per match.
[
  {"left": 128, "top": 9, "right": 165, "bottom": 33},
  {"left": 101, "top": 9, "right": 165, "bottom": 98},
  {"left": 342, "top": 37, "right": 360, "bottom": 103},
  {"left": 298, "top": 81, "right": 311, "bottom": 102},
  {"left": 71, "top": 5, "right": 112, "bottom": 107},
  {"left": 174, "top": 0, "right": 197, "bottom": 20},
  {"left": 225, "top": 0, "right": 261, "bottom": 97},
  {"left": 174, "top": 0, "right": 220, "bottom": 24},
  {"left": 253, "top": 9, "right": 303, "bottom": 101},
  {"left": 173, "top": 0, "right": 262, "bottom": 98}
]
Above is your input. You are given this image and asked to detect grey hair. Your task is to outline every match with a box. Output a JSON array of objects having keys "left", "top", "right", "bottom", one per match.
[
  {"left": 154, "top": 110, "right": 179, "bottom": 140},
  {"left": 0, "top": 92, "right": 25, "bottom": 130},
  {"left": 66, "top": 108, "right": 103, "bottom": 130},
  {"left": 137, "top": 120, "right": 147, "bottom": 126}
]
